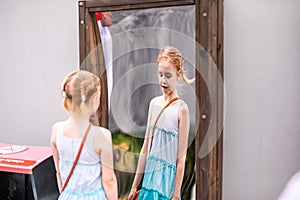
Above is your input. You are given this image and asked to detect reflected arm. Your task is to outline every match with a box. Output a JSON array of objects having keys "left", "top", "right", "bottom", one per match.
[
  {"left": 128, "top": 98, "right": 155, "bottom": 199},
  {"left": 173, "top": 102, "right": 190, "bottom": 199}
]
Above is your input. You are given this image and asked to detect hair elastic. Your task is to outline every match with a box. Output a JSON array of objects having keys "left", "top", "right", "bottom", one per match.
[
  {"left": 81, "top": 94, "right": 86, "bottom": 102},
  {"left": 62, "top": 91, "right": 67, "bottom": 98}
]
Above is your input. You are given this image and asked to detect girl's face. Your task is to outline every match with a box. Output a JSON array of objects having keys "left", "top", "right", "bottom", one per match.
[{"left": 158, "top": 60, "right": 180, "bottom": 96}]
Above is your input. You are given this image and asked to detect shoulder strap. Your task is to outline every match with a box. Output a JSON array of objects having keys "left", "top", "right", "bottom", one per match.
[
  {"left": 61, "top": 123, "right": 92, "bottom": 193},
  {"left": 147, "top": 97, "right": 180, "bottom": 158}
]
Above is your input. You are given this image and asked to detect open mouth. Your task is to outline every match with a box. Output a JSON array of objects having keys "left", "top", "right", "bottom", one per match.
[{"left": 161, "top": 85, "right": 169, "bottom": 93}]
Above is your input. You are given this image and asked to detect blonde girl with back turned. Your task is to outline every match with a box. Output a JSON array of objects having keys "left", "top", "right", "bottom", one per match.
[
  {"left": 128, "top": 46, "right": 195, "bottom": 200},
  {"left": 51, "top": 70, "right": 118, "bottom": 200}
]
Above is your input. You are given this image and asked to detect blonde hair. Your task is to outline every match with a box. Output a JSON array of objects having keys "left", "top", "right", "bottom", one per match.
[
  {"left": 157, "top": 46, "right": 195, "bottom": 84},
  {"left": 61, "top": 70, "right": 100, "bottom": 115}
]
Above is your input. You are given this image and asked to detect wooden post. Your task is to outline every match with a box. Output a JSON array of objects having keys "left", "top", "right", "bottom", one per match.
[
  {"left": 195, "top": 0, "right": 223, "bottom": 199},
  {"left": 78, "top": 1, "right": 109, "bottom": 128}
]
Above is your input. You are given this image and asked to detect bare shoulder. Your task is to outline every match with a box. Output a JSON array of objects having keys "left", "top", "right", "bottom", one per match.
[
  {"left": 178, "top": 100, "right": 189, "bottom": 123},
  {"left": 150, "top": 96, "right": 161, "bottom": 105},
  {"left": 93, "top": 126, "right": 112, "bottom": 142},
  {"left": 148, "top": 96, "right": 161, "bottom": 111},
  {"left": 52, "top": 121, "right": 64, "bottom": 131},
  {"left": 93, "top": 126, "right": 113, "bottom": 154},
  {"left": 51, "top": 121, "right": 64, "bottom": 145},
  {"left": 51, "top": 121, "right": 66, "bottom": 137},
  {"left": 179, "top": 100, "right": 189, "bottom": 113}
]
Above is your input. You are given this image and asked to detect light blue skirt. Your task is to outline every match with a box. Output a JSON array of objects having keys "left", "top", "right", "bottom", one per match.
[
  {"left": 138, "top": 155, "right": 180, "bottom": 200},
  {"left": 58, "top": 187, "right": 106, "bottom": 200}
]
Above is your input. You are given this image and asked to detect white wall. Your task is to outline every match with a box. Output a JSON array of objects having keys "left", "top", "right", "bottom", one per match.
[
  {"left": 224, "top": 0, "right": 300, "bottom": 199},
  {"left": 0, "top": 0, "right": 78, "bottom": 146}
]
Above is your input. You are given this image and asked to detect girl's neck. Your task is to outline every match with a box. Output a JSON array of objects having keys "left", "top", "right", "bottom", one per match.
[
  {"left": 67, "top": 115, "right": 90, "bottom": 127},
  {"left": 162, "top": 91, "right": 178, "bottom": 102}
]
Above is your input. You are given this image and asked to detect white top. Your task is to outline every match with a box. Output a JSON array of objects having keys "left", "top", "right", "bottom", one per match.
[
  {"left": 56, "top": 126, "right": 103, "bottom": 193},
  {"left": 149, "top": 99, "right": 181, "bottom": 164}
]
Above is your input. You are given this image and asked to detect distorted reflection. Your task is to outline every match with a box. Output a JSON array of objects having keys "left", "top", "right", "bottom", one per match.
[{"left": 105, "top": 6, "right": 195, "bottom": 199}]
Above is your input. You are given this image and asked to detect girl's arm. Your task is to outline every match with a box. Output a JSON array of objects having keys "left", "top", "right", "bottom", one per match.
[
  {"left": 172, "top": 102, "right": 190, "bottom": 200},
  {"left": 50, "top": 124, "right": 62, "bottom": 192},
  {"left": 128, "top": 98, "right": 155, "bottom": 200},
  {"left": 99, "top": 128, "right": 118, "bottom": 200}
]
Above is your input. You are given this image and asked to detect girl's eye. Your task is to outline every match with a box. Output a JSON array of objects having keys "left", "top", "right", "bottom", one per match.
[{"left": 166, "top": 74, "right": 171, "bottom": 78}]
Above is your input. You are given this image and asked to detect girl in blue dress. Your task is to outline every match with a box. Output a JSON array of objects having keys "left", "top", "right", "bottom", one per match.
[
  {"left": 51, "top": 70, "right": 118, "bottom": 200},
  {"left": 128, "top": 46, "right": 194, "bottom": 200}
]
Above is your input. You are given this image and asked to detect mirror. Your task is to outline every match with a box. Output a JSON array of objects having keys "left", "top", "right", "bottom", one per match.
[
  {"left": 79, "top": 0, "right": 224, "bottom": 199},
  {"left": 104, "top": 6, "right": 196, "bottom": 199}
]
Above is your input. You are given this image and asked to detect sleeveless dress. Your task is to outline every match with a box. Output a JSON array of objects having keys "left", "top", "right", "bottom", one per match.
[
  {"left": 56, "top": 126, "right": 107, "bottom": 200},
  {"left": 138, "top": 100, "right": 182, "bottom": 200}
]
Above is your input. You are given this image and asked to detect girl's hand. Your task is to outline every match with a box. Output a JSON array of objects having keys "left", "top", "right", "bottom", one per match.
[
  {"left": 128, "top": 188, "right": 137, "bottom": 200},
  {"left": 171, "top": 196, "right": 180, "bottom": 200}
]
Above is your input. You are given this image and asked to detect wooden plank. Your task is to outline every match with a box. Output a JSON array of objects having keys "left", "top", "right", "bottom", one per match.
[
  {"left": 78, "top": 2, "right": 109, "bottom": 128},
  {"left": 196, "top": 0, "right": 211, "bottom": 198},
  {"left": 87, "top": 13, "right": 109, "bottom": 128},
  {"left": 86, "top": 0, "right": 194, "bottom": 8},
  {"left": 210, "top": 1, "right": 219, "bottom": 200},
  {"left": 78, "top": 1, "right": 86, "bottom": 65},
  {"left": 88, "top": 0, "right": 195, "bottom": 12},
  {"left": 216, "top": 0, "right": 224, "bottom": 199},
  {"left": 195, "top": 1, "right": 202, "bottom": 199},
  {"left": 195, "top": 0, "right": 201, "bottom": 198},
  {"left": 195, "top": 0, "right": 223, "bottom": 199}
]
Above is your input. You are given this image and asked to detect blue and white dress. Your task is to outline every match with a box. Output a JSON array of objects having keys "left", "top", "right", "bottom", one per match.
[
  {"left": 139, "top": 100, "right": 182, "bottom": 200},
  {"left": 56, "top": 126, "right": 107, "bottom": 200}
]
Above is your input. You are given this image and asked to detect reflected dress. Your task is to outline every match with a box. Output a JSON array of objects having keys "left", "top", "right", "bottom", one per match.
[
  {"left": 139, "top": 100, "right": 182, "bottom": 200},
  {"left": 56, "top": 126, "right": 107, "bottom": 200}
]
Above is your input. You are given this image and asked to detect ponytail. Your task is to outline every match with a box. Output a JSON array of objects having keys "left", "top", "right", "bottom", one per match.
[{"left": 181, "top": 71, "right": 195, "bottom": 84}]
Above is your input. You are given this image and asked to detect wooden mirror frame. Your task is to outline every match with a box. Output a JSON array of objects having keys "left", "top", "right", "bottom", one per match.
[{"left": 78, "top": 0, "right": 223, "bottom": 199}]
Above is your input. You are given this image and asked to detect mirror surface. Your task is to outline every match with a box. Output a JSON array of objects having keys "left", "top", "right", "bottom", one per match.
[{"left": 99, "top": 5, "right": 196, "bottom": 199}]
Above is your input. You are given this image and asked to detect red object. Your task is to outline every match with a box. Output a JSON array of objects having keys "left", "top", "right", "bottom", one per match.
[
  {"left": 0, "top": 158, "right": 36, "bottom": 167},
  {"left": 95, "top": 12, "right": 102, "bottom": 21},
  {"left": 0, "top": 143, "right": 52, "bottom": 174}
]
